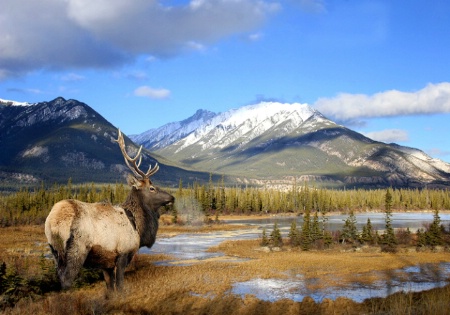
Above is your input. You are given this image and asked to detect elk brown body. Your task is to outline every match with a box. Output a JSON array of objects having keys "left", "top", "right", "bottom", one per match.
[{"left": 45, "top": 129, "right": 174, "bottom": 291}]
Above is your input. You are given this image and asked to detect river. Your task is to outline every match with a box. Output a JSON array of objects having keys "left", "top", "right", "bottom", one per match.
[{"left": 140, "top": 212, "right": 450, "bottom": 302}]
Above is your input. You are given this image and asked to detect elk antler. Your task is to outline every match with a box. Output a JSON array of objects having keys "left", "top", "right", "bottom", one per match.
[{"left": 115, "top": 129, "right": 159, "bottom": 179}]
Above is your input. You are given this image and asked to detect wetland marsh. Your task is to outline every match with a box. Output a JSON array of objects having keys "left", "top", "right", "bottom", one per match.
[{"left": 1, "top": 212, "right": 450, "bottom": 314}]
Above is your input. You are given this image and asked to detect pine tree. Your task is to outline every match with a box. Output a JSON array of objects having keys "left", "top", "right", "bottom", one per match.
[
  {"left": 270, "top": 222, "right": 283, "bottom": 247},
  {"left": 311, "top": 211, "right": 322, "bottom": 241},
  {"left": 381, "top": 189, "right": 397, "bottom": 251},
  {"left": 340, "top": 211, "right": 359, "bottom": 244},
  {"left": 300, "top": 209, "right": 312, "bottom": 251},
  {"left": 288, "top": 220, "right": 300, "bottom": 246},
  {"left": 361, "top": 218, "right": 374, "bottom": 244},
  {"left": 385, "top": 188, "right": 393, "bottom": 212},
  {"left": 323, "top": 231, "right": 333, "bottom": 248},
  {"left": 416, "top": 228, "right": 427, "bottom": 248},
  {"left": 427, "top": 209, "right": 442, "bottom": 247}
]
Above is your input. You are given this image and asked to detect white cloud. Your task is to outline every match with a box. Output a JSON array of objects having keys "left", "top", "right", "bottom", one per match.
[
  {"left": 364, "top": 129, "right": 409, "bottom": 143},
  {"left": 0, "top": 0, "right": 280, "bottom": 79},
  {"left": 134, "top": 86, "right": 171, "bottom": 100},
  {"left": 314, "top": 82, "right": 450, "bottom": 120}
]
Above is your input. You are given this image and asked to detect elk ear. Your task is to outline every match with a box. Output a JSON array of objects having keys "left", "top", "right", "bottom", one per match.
[{"left": 127, "top": 175, "right": 142, "bottom": 189}]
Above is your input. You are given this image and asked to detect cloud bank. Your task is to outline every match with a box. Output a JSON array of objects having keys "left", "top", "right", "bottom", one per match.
[
  {"left": 314, "top": 82, "right": 450, "bottom": 120},
  {"left": 0, "top": 0, "right": 279, "bottom": 79}
]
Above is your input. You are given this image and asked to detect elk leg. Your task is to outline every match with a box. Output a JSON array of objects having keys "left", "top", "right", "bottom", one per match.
[
  {"left": 103, "top": 268, "right": 116, "bottom": 291},
  {"left": 115, "top": 254, "right": 130, "bottom": 291},
  {"left": 115, "top": 252, "right": 135, "bottom": 291},
  {"left": 59, "top": 235, "right": 88, "bottom": 289}
]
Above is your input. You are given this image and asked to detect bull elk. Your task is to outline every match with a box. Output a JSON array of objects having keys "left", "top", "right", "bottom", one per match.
[{"left": 45, "top": 129, "right": 174, "bottom": 291}]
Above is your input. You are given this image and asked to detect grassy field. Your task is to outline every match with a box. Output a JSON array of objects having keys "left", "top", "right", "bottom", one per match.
[{"left": 1, "top": 221, "right": 450, "bottom": 314}]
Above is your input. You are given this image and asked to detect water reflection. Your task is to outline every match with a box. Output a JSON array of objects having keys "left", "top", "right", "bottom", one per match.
[
  {"left": 140, "top": 228, "right": 260, "bottom": 261},
  {"left": 141, "top": 213, "right": 450, "bottom": 302},
  {"left": 144, "top": 213, "right": 450, "bottom": 261},
  {"left": 231, "top": 263, "right": 450, "bottom": 303}
]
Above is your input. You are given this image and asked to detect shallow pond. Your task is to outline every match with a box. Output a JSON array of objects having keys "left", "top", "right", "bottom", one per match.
[
  {"left": 231, "top": 263, "right": 450, "bottom": 303},
  {"left": 141, "top": 212, "right": 450, "bottom": 302}
]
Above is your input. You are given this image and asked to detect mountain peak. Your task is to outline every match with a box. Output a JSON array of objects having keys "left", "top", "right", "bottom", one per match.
[
  {"left": 130, "top": 108, "right": 217, "bottom": 150},
  {"left": 176, "top": 101, "right": 327, "bottom": 151},
  {"left": 232, "top": 101, "right": 317, "bottom": 122},
  {"left": 133, "top": 100, "right": 450, "bottom": 188}
]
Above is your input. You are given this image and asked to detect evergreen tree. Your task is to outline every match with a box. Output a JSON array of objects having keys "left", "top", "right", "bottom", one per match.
[
  {"left": 340, "top": 211, "right": 359, "bottom": 244},
  {"left": 270, "top": 222, "right": 283, "bottom": 247},
  {"left": 381, "top": 191, "right": 397, "bottom": 251},
  {"left": 385, "top": 188, "right": 393, "bottom": 212},
  {"left": 426, "top": 209, "right": 443, "bottom": 248},
  {"left": 416, "top": 228, "right": 427, "bottom": 248},
  {"left": 323, "top": 231, "right": 333, "bottom": 248},
  {"left": 216, "top": 175, "right": 226, "bottom": 213},
  {"left": 288, "top": 220, "right": 301, "bottom": 246},
  {"left": 361, "top": 218, "right": 374, "bottom": 244},
  {"left": 261, "top": 228, "right": 269, "bottom": 246},
  {"left": 311, "top": 211, "right": 322, "bottom": 241},
  {"left": 300, "top": 210, "right": 312, "bottom": 251}
]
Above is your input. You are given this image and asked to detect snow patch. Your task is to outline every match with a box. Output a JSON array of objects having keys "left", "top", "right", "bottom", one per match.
[
  {"left": 0, "top": 98, "right": 33, "bottom": 106},
  {"left": 22, "top": 146, "right": 48, "bottom": 158}
]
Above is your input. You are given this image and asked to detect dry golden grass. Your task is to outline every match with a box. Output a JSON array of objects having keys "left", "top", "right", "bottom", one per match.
[
  {"left": 209, "top": 239, "right": 450, "bottom": 288},
  {"left": 0, "top": 225, "right": 48, "bottom": 277},
  {"left": 2, "top": 221, "right": 450, "bottom": 315}
]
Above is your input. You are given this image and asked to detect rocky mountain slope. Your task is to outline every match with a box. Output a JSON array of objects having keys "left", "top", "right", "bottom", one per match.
[
  {"left": 0, "top": 97, "right": 207, "bottom": 187},
  {"left": 130, "top": 109, "right": 217, "bottom": 150},
  {"left": 133, "top": 102, "right": 450, "bottom": 188}
]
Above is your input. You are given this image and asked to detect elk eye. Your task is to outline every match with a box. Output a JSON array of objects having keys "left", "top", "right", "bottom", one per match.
[{"left": 149, "top": 186, "right": 156, "bottom": 192}]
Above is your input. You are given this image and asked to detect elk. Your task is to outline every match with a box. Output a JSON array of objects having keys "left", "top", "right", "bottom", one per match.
[{"left": 45, "top": 129, "right": 174, "bottom": 291}]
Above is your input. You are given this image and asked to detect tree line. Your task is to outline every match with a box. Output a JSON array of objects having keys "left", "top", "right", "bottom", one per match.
[
  {"left": 1, "top": 177, "right": 450, "bottom": 227},
  {"left": 0, "top": 179, "right": 129, "bottom": 226},
  {"left": 262, "top": 189, "right": 450, "bottom": 253},
  {"left": 178, "top": 177, "right": 450, "bottom": 215}
]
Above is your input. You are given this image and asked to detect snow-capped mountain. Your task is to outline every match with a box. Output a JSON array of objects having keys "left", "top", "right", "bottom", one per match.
[
  {"left": 2, "top": 96, "right": 449, "bottom": 189},
  {"left": 175, "top": 102, "right": 331, "bottom": 151},
  {"left": 134, "top": 102, "right": 333, "bottom": 152},
  {"left": 130, "top": 109, "right": 217, "bottom": 150},
  {"left": 133, "top": 101, "right": 450, "bottom": 188}
]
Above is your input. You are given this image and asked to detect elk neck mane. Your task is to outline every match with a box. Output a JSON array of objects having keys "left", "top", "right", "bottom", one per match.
[{"left": 121, "top": 187, "right": 159, "bottom": 248}]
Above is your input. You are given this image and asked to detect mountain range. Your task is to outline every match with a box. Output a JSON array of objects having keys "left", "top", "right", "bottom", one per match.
[
  {"left": 131, "top": 102, "right": 450, "bottom": 189},
  {"left": 1, "top": 97, "right": 450, "bottom": 189},
  {"left": 0, "top": 97, "right": 209, "bottom": 188}
]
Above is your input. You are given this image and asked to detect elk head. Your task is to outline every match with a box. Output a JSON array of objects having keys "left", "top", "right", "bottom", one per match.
[{"left": 115, "top": 129, "right": 174, "bottom": 210}]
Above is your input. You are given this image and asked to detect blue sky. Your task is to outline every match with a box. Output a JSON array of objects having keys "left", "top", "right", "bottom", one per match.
[{"left": 1, "top": 0, "right": 450, "bottom": 162}]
